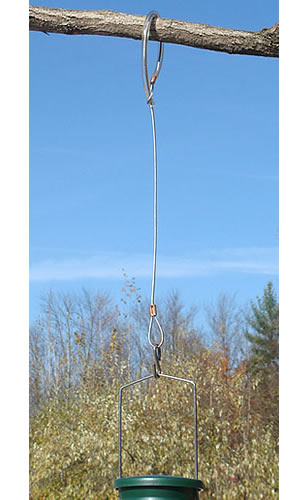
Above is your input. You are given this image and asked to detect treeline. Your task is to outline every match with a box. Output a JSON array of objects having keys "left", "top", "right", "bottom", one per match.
[{"left": 29, "top": 281, "right": 279, "bottom": 499}]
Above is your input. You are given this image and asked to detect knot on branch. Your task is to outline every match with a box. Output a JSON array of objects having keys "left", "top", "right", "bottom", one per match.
[
  {"left": 259, "top": 23, "right": 279, "bottom": 56},
  {"left": 260, "top": 23, "right": 279, "bottom": 41}
]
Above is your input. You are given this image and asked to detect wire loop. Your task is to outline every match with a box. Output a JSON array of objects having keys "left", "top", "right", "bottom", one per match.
[
  {"left": 148, "top": 314, "right": 164, "bottom": 349},
  {"left": 142, "top": 11, "right": 164, "bottom": 106}
]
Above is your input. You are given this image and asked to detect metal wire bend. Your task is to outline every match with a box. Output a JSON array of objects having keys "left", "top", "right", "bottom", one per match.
[{"left": 118, "top": 373, "right": 198, "bottom": 479}]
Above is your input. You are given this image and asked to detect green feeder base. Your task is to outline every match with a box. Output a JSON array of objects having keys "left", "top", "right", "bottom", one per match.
[{"left": 114, "top": 475, "right": 204, "bottom": 499}]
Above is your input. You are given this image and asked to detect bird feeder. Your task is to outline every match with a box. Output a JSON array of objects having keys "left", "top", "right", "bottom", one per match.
[{"left": 114, "top": 475, "right": 204, "bottom": 499}]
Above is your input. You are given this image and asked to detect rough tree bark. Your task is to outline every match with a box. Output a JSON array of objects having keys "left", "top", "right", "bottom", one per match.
[{"left": 29, "top": 5, "right": 279, "bottom": 58}]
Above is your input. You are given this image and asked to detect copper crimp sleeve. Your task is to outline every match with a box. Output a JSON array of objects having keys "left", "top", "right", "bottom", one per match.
[
  {"left": 149, "top": 304, "right": 157, "bottom": 317},
  {"left": 150, "top": 74, "right": 158, "bottom": 85}
]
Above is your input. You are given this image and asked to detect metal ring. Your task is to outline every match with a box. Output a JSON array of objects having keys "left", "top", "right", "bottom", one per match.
[{"left": 142, "top": 11, "right": 164, "bottom": 105}]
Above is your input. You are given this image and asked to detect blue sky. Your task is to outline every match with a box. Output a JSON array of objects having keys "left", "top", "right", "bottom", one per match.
[{"left": 29, "top": 0, "right": 279, "bottom": 324}]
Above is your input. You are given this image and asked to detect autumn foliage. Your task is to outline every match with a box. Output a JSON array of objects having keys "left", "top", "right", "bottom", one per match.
[{"left": 30, "top": 284, "right": 278, "bottom": 499}]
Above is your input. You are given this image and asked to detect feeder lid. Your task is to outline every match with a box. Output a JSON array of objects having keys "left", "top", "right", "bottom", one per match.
[{"left": 114, "top": 475, "right": 204, "bottom": 491}]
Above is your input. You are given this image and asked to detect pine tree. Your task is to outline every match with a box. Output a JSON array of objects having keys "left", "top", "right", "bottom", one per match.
[
  {"left": 245, "top": 281, "right": 279, "bottom": 372},
  {"left": 245, "top": 282, "right": 279, "bottom": 436}
]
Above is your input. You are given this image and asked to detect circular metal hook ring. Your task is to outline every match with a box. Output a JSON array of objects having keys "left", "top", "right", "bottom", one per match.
[{"left": 142, "top": 11, "right": 164, "bottom": 105}]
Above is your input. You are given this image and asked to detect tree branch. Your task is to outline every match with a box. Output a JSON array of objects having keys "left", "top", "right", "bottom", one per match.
[{"left": 29, "top": 5, "right": 279, "bottom": 58}]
